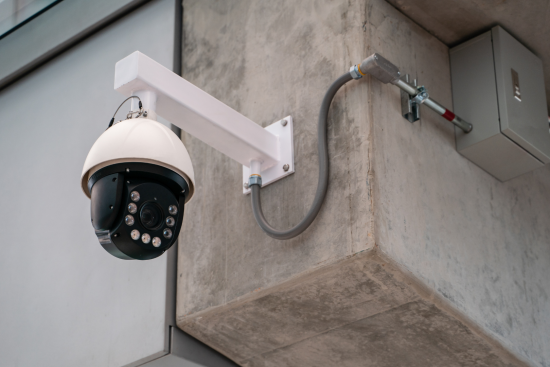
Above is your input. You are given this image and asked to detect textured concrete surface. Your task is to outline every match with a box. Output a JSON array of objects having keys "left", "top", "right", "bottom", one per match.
[
  {"left": 368, "top": 3, "right": 550, "bottom": 367},
  {"left": 179, "top": 250, "right": 527, "bottom": 366},
  {"left": 243, "top": 299, "right": 517, "bottom": 367},
  {"left": 177, "top": 0, "right": 373, "bottom": 317},
  {"left": 385, "top": 0, "right": 550, "bottom": 113},
  {"left": 176, "top": 0, "right": 549, "bottom": 366}
]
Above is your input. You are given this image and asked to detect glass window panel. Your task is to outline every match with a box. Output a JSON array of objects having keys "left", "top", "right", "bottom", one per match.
[{"left": 0, "top": 0, "right": 60, "bottom": 39}]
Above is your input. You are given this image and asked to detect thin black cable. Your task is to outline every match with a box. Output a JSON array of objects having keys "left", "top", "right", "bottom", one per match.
[{"left": 107, "top": 96, "right": 142, "bottom": 128}]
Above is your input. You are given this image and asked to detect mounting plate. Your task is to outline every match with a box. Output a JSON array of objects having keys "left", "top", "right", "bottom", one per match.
[
  {"left": 243, "top": 116, "right": 295, "bottom": 194},
  {"left": 400, "top": 74, "right": 420, "bottom": 123}
]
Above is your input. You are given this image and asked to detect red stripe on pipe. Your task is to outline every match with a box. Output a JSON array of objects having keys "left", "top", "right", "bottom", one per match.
[{"left": 442, "top": 109, "right": 455, "bottom": 121}]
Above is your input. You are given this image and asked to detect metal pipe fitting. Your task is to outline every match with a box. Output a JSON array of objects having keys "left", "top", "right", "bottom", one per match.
[
  {"left": 357, "top": 53, "right": 473, "bottom": 133},
  {"left": 394, "top": 81, "right": 473, "bottom": 133},
  {"left": 349, "top": 64, "right": 363, "bottom": 80},
  {"left": 359, "top": 53, "right": 401, "bottom": 84},
  {"left": 249, "top": 174, "right": 262, "bottom": 187},
  {"left": 392, "top": 78, "right": 418, "bottom": 96},
  {"left": 423, "top": 98, "right": 473, "bottom": 132},
  {"left": 393, "top": 71, "right": 473, "bottom": 133}
]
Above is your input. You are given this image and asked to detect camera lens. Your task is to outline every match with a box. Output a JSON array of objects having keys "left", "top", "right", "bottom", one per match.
[{"left": 140, "top": 202, "right": 163, "bottom": 230}]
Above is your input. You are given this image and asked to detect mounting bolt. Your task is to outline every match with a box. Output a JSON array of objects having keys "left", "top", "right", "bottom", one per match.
[
  {"left": 283, "top": 164, "right": 289, "bottom": 172},
  {"left": 244, "top": 182, "right": 249, "bottom": 189},
  {"left": 281, "top": 119, "right": 288, "bottom": 127}
]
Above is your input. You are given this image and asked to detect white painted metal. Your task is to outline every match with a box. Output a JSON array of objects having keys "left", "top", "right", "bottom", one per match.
[
  {"left": 133, "top": 89, "right": 158, "bottom": 112},
  {"left": 81, "top": 118, "right": 196, "bottom": 202},
  {"left": 250, "top": 159, "right": 262, "bottom": 176},
  {"left": 243, "top": 116, "right": 295, "bottom": 194},
  {"left": 114, "top": 52, "right": 294, "bottom": 186}
]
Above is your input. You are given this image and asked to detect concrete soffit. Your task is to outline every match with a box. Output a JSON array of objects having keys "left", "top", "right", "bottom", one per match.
[{"left": 177, "top": 249, "right": 531, "bottom": 366}]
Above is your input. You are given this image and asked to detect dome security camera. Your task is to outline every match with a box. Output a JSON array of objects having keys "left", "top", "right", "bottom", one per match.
[{"left": 81, "top": 115, "right": 195, "bottom": 260}]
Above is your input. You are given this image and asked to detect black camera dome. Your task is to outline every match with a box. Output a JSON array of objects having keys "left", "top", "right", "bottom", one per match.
[{"left": 89, "top": 163, "right": 188, "bottom": 260}]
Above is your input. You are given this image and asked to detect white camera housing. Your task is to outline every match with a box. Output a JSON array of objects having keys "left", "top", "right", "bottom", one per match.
[
  {"left": 81, "top": 117, "right": 195, "bottom": 260},
  {"left": 81, "top": 117, "right": 195, "bottom": 201}
]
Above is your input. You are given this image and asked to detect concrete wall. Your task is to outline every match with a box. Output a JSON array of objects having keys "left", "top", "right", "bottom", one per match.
[
  {"left": 176, "top": 1, "right": 550, "bottom": 366},
  {"left": 177, "top": 0, "right": 373, "bottom": 316},
  {"left": 368, "top": 4, "right": 550, "bottom": 367}
]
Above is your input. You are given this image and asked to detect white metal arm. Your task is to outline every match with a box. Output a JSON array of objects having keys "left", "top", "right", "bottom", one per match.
[{"left": 114, "top": 52, "right": 294, "bottom": 192}]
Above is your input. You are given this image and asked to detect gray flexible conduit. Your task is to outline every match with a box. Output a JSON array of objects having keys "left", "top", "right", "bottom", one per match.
[{"left": 251, "top": 72, "right": 354, "bottom": 240}]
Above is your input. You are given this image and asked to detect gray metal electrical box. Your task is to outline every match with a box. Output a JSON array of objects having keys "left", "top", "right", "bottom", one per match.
[{"left": 450, "top": 26, "right": 549, "bottom": 181}]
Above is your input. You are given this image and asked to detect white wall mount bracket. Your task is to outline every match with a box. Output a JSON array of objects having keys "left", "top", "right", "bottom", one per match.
[
  {"left": 114, "top": 51, "right": 294, "bottom": 193},
  {"left": 242, "top": 116, "right": 294, "bottom": 194}
]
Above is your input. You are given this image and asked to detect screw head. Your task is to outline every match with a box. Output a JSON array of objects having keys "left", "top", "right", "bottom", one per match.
[
  {"left": 283, "top": 164, "right": 290, "bottom": 172},
  {"left": 280, "top": 119, "right": 288, "bottom": 127},
  {"left": 244, "top": 182, "right": 249, "bottom": 189}
]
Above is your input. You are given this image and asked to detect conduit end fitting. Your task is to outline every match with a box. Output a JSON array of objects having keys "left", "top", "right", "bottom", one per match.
[
  {"left": 359, "top": 53, "right": 401, "bottom": 84},
  {"left": 249, "top": 174, "right": 262, "bottom": 187},
  {"left": 349, "top": 65, "right": 363, "bottom": 80}
]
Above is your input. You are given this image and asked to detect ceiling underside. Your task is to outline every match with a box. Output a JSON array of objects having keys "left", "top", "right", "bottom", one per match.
[
  {"left": 179, "top": 251, "right": 526, "bottom": 366},
  {"left": 386, "top": 0, "right": 550, "bottom": 113}
]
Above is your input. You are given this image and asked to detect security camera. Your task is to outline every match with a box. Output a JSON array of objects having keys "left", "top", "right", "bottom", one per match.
[{"left": 81, "top": 111, "right": 195, "bottom": 260}]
